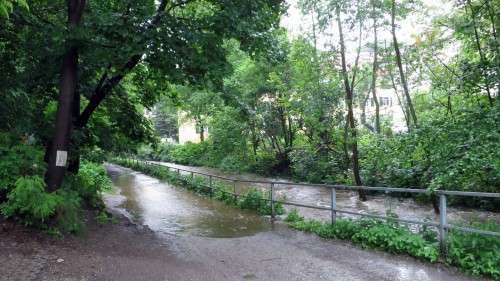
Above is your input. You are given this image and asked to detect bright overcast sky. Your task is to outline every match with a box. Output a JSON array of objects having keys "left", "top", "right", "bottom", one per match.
[{"left": 280, "top": 0, "right": 456, "bottom": 52}]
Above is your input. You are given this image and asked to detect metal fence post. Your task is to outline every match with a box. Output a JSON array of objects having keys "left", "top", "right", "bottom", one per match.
[
  {"left": 331, "top": 187, "right": 337, "bottom": 224},
  {"left": 439, "top": 194, "right": 447, "bottom": 255},
  {"left": 270, "top": 183, "right": 275, "bottom": 219},
  {"left": 177, "top": 168, "right": 180, "bottom": 175},
  {"left": 209, "top": 175, "right": 213, "bottom": 197},
  {"left": 233, "top": 180, "right": 237, "bottom": 202},
  {"left": 191, "top": 171, "right": 194, "bottom": 179}
]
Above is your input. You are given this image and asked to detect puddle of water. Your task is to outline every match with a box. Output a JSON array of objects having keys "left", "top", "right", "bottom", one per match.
[{"left": 105, "top": 164, "right": 271, "bottom": 238}]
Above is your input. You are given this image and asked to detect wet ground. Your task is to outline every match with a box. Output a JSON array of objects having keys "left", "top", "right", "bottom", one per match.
[
  {"left": 154, "top": 161, "right": 499, "bottom": 227},
  {"left": 101, "top": 164, "right": 486, "bottom": 280},
  {"left": 0, "top": 164, "right": 491, "bottom": 281}
]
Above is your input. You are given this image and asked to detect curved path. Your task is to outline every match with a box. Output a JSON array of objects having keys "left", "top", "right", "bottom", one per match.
[
  {"left": 0, "top": 164, "right": 487, "bottom": 281},
  {"left": 99, "top": 164, "right": 483, "bottom": 281}
]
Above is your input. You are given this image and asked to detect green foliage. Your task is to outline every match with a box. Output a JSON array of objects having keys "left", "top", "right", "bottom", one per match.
[
  {"left": 0, "top": 133, "right": 46, "bottom": 193},
  {"left": 71, "top": 161, "right": 112, "bottom": 208},
  {"left": 446, "top": 222, "right": 500, "bottom": 279},
  {"left": 1, "top": 176, "right": 61, "bottom": 227},
  {"left": 360, "top": 104, "right": 500, "bottom": 209},
  {"left": 287, "top": 213, "right": 439, "bottom": 262},
  {"left": 169, "top": 142, "right": 210, "bottom": 166},
  {"left": 351, "top": 223, "right": 439, "bottom": 262},
  {"left": 96, "top": 211, "right": 117, "bottom": 225},
  {"left": 284, "top": 208, "right": 303, "bottom": 223},
  {"left": 55, "top": 190, "right": 82, "bottom": 233},
  {"left": 0, "top": 134, "right": 111, "bottom": 232},
  {"left": 0, "top": 0, "right": 28, "bottom": 19}
]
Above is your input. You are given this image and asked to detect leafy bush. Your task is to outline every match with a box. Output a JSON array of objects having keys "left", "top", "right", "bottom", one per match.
[
  {"left": 71, "top": 161, "right": 112, "bottom": 208},
  {"left": 55, "top": 190, "right": 82, "bottom": 233},
  {"left": 360, "top": 104, "right": 500, "bottom": 209},
  {"left": 289, "top": 147, "right": 348, "bottom": 184},
  {"left": 1, "top": 176, "right": 61, "bottom": 227},
  {"left": 249, "top": 151, "right": 279, "bottom": 176},
  {"left": 169, "top": 142, "right": 210, "bottom": 166},
  {"left": 0, "top": 133, "right": 46, "bottom": 194},
  {"left": 446, "top": 222, "right": 500, "bottom": 279},
  {"left": 286, "top": 211, "right": 439, "bottom": 262},
  {"left": 285, "top": 208, "right": 304, "bottom": 223}
]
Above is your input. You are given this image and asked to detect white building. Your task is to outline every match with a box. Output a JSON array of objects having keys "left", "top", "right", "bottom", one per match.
[
  {"left": 355, "top": 88, "right": 408, "bottom": 133},
  {"left": 177, "top": 112, "right": 208, "bottom": 144}
]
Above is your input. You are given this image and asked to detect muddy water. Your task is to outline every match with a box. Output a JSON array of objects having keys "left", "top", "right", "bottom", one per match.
[
  {"left": 104, "top": 164, "right": 270, "bottom": 238},
  {"left": 155, "top": 162, "right": 499, "bottom": 227}
]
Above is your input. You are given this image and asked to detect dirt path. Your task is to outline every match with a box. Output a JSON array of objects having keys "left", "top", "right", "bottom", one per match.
[{"left": 0, "top": 212, "right": 486, "bottom": 281}]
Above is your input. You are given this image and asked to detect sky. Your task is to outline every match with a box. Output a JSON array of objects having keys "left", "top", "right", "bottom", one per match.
[{"left": 280, "top": 0, "right": 456, "bottom": 52}]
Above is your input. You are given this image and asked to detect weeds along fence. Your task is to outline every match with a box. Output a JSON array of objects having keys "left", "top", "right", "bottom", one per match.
[{"left": 119, "top": 158, "right": 500, "bottom": 254}]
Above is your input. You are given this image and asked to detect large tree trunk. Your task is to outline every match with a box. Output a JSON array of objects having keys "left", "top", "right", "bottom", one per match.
[
  {"left": 371, "top": 1, "right": 380, "bottom": 134},
  {"left": 336, "top": 5, "right": 367, "bottom": 201},
  {"left": 67, "top": 86, "right": 81, "bottom": 174},
  {"left": 46, "top": 0, "right": 86, "bottom": 191},
  {"left": 391, "top": 0, "right": 418, "bottom": 127}
]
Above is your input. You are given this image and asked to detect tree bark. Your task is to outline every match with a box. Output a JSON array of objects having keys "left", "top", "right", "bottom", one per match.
[
  {"left": 371, "top": 1, "right": 380, "bottom": 134},
  {"left": 46, "top": 0, "right": 86, "bottom": 191},
  {"left": 391, "top": 0, "right": 418, "bottom": 127},
  {"left": 336, "top": 5, "right": 367, "bottom": 201}
]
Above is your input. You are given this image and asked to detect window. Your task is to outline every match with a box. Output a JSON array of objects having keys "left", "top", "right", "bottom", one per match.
[{"left": 379, "top": 97, "right": 392, "bottom": 106}]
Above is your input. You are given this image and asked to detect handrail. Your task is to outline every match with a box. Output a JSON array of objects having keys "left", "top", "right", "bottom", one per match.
[
  {"left": 117, "top": 158, "right": 500, "bottom": 255},
  {"left": 147, "top": 161, "right": 500, "bottom": 198}
]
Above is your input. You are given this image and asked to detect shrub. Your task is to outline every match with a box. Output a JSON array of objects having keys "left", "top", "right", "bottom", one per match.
[
  {"left": 55, "top": 190, "right": 83, "bottom": 233},
  {"left": 286, "top": 211, "right": 439, "bottom": 263},
  {"left": 360, "top": 104, "right": 500, "bottom": 209},
  {"left": 0, "top": 133, "right": 46, "bottom": 194},
  {"left": 284, "top": 208, "right": 303, "bottom": 223},
  {"left": 169, "top": 142, "right": 210, "bottom": 166},
  {"left": 446, "top": 222, "right": 500, "bottom": 279},
  {"left": 249, "top": 151, "right": 279, "bottom": 175},
  {"left": 1, "top": 176, "right": 61, "bottom": 227},
  {"left": 238, "top": 188, "right": 264, "bottom": 210}
]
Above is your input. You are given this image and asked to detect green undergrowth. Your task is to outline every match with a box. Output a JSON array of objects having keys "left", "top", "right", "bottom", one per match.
[
  {"left": 112, "top": 158, "right": 285, "bottom": 216},
  {"left": 284, "top": 209, "right": 499, "bottom": 279}
]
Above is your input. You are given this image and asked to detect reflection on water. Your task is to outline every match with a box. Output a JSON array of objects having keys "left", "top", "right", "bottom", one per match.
[
  {"left": 155, "top": 162, "right": 499, "bottom": 226},
  {"left": 105, "top": 164, "right": 270, "bottom": 238}
]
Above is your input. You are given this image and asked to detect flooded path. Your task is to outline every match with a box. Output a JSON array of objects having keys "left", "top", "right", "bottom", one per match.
[
  {"left": 154, "top": 161, "right": 499, "bottom": 227},
  {"left": 105, "top": 164, "right": 270, "bottom": 237},
  {"left": 99, "top": 163, "right": 486, "bottom": 281}
]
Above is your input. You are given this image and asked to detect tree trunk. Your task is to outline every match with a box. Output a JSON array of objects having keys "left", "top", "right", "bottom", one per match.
[
  {"left": 391, "top": 0, "right": 418, "bottom": 127},
  {"left": 371, "top": 1, "right": 380, "bottom": 134},
  {"left": 67, "top": 86, "right": 81, "bottom": 174},
  {"left": 336, "top": 5, "right": 366, "bottom": 201},
  {"left": 361, "top": 92, "right": 375, "bottom": 132},
  {"left": 46, "top": 0, "right": 86, "bottom": 191},
  {"left": 466, "top": 0, "right": 494, "bottom": 105},
  {"left": 389, "top": 65, "right": 410, "bottom": 131}
]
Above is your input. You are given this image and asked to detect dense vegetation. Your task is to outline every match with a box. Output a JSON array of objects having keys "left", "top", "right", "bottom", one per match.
[
  {"left": 140, "top": 0, "right": 499, "bottom": 209},
  {"left": 0, "top": 0, "right": 285, "bottom": 230},
  {"left": 0, "top": 132, "right": 111, "bottom": 232}
]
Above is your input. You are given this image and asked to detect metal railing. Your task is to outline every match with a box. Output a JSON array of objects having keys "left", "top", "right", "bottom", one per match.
[{"left": 122, "top": 159, "right": 500, "bottom": 254}]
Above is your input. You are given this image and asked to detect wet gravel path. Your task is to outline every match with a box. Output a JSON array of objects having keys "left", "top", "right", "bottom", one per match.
[{"left": 0, "top": 215, "right": 486, "bottom": 281}]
